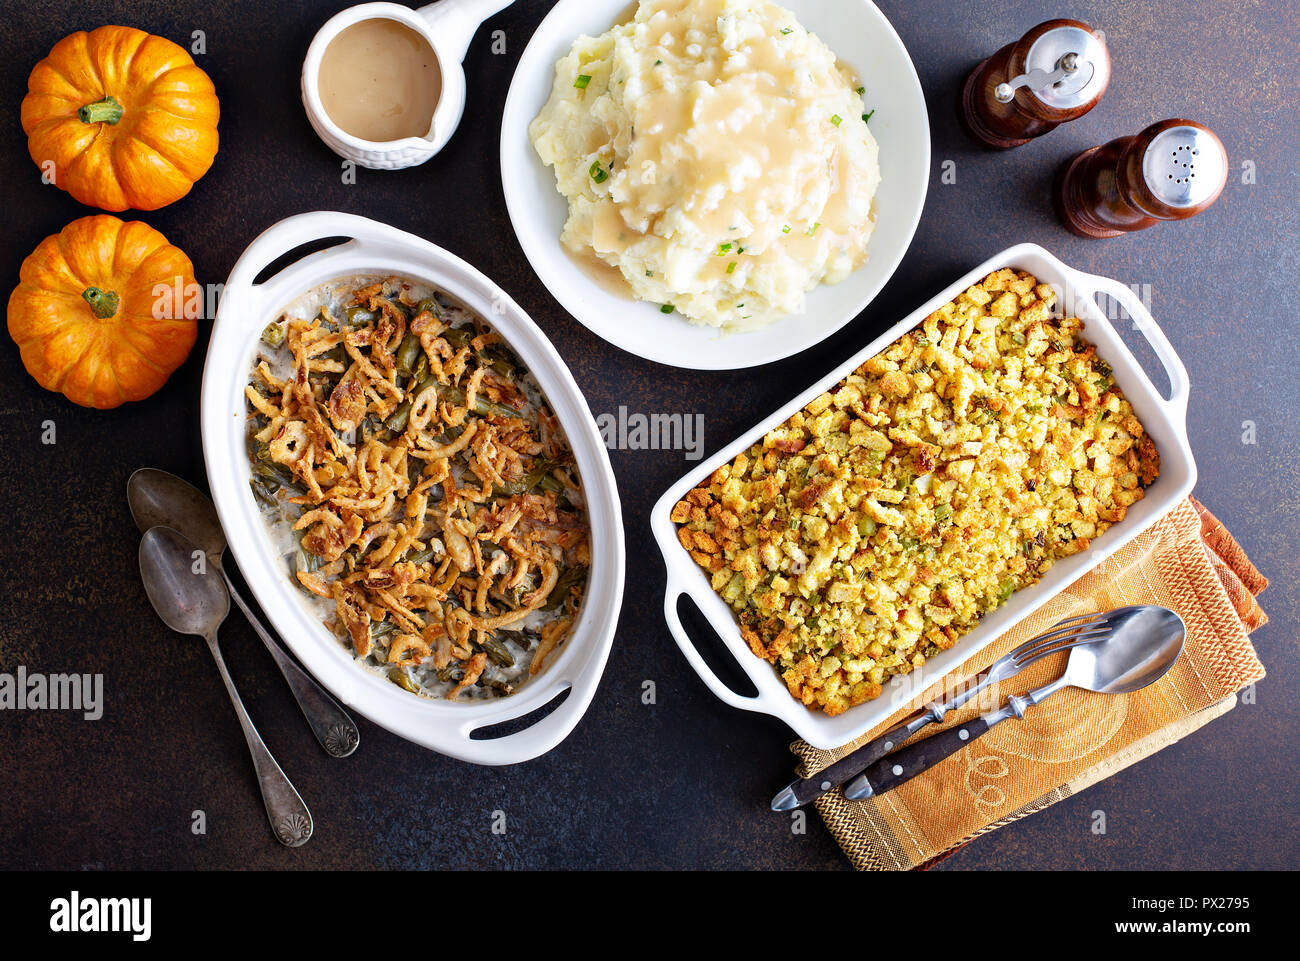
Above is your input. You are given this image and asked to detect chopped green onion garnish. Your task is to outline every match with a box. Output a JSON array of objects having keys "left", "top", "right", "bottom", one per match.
[
  {"left": 645, "top": 269, "right": 653, "bottom": 277},
  {"left": 857, "top": 86, "right": 865, "bottom": 95},
  {"left": 660, "top": 304, "right": 674, "bottom": 314},
  {"left": 589, "top": 160, "right": 608, "bottom": 184},
  {"left": 574, "top": 74, "right": 592, "bottom": 89},
  {"left": 782, "top": 225, "right": 791, "bottom": 234},
  {"left": 831, "top": 114, "right": 842, "bottom": 126},
  {"left": 781, "top": 26, "right": 793, "bottom": 35},
  {"left": 726, "top": 261, "right": 737, "bottom": 274},
  {"left": 863, "top": 109, "right": 875, "bottom": 124},
  {"left": 716, "top": 242, "right": 733, "bottom": 255},
  {"left": 806, "top": 222, "right": 820, "bottom": 236}
]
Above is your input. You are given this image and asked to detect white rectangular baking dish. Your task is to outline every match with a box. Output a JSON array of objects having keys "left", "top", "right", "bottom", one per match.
[{"left": 651, "top": 243, "right": 1196, "bottom": 750}]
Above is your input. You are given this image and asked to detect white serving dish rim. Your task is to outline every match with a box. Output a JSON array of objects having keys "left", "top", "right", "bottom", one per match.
[
  {"left": 651, "top": 243, "right": 1197, "bottom": 749},
  {"left": 200, "top": 210, "right": 625, "bottom": 765}
]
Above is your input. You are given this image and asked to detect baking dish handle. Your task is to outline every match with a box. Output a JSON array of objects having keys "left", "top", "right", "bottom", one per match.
[
  {"left": 1072, "top": 268, "right": 1191, "bottom": 421},
  {"left": 663, "top": 574, "right": 764, "bottom": 711}
]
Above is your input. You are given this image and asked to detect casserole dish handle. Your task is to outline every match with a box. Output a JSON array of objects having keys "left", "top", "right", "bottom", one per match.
[
  {"left": 222, "top": 210, "right": 408, "bottom": 308},
  {"left": 1070, "top": 268, "right": 1191, "bottom": 421},
  {"left": 663, "top": 571, "right": 767, "bottom": 711},
  {"left": 447, "top": 643, "right": 609, "bottom": 766}
]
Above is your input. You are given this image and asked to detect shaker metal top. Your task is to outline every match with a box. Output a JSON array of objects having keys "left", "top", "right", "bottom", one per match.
[
  {"left": 1142, "top": 124, "right": 1229, "bottom": 208},
  {"left": 1021, "top": 24, "right": 1109, "bottom": 109}
]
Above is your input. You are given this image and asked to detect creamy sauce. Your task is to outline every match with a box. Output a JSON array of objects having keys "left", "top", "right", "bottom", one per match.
[
  {"left": 568, "top": 247, "right": 636, "bottom": 298},
  {"left": 319, "top": 19, "right": 441, "bottom": 142}
]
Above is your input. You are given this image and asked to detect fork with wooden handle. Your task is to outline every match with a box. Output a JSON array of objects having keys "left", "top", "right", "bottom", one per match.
[{"left": 769, "top": 608, "right": 1136, "bottom": 811}]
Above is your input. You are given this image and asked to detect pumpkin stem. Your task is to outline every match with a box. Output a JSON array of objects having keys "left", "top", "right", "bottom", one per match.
[
  {"left": 78, "top": 95, "right": 124, "bottom": 125},
  {"left": 82, "top": 286, "right": 120, "bottom": 319}
]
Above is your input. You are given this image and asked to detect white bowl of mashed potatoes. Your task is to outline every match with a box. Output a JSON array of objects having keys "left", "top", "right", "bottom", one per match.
[{"left": 502, "top": 0, "right": 929, "bottom": 369}]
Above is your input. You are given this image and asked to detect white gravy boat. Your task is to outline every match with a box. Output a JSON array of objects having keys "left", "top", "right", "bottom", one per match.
[{"left": 301, "top": 0, "right": 514, "bottom": 169}]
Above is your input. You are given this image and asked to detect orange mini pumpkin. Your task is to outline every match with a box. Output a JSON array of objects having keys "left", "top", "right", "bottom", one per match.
[
  {"left": 21, "top": 25, "right": 220, "bottom": 211},
  {"left": 7, "top": 215, "right": 199, "bottom": 409}
]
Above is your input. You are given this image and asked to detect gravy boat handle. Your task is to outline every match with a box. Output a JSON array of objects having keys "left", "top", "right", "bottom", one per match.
[{"left": 418, "top": 0, "right": 515, "bottom": 64}]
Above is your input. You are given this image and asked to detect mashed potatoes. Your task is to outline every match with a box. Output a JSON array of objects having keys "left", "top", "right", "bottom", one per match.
[{"left": 529, "top": 0, "right": 881, "bottom": 329}]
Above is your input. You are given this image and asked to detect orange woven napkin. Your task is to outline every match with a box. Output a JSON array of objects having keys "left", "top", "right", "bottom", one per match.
[{"left": 790, "top": 496, "right": 1268, "bottom": 871}]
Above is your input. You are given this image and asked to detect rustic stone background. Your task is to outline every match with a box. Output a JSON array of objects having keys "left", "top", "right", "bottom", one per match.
[{"left": 0, "top": 0, "right": 1295, "bottom": 869}]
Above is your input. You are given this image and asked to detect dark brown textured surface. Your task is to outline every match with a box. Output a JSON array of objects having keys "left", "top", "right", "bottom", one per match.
[{"left": 0, "top": 0, "right": 1295, "bottom": 870}]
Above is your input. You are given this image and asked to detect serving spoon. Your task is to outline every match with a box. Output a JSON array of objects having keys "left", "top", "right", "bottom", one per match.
[
  {"left": 139, "top": 525, "right": 313, "bottom": 846},
  {"left": 843, "top": 605, "right": 1186, "bottom": 801},
  {"left": 128, "top": 468, "right": 359, "bottom": 757}
]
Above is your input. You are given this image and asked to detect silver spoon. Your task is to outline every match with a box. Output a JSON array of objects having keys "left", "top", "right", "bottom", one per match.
[
  {"left": 843, "top": 605, "right": 1186, "bottom": 801},
  {"left": 139, "top": 525, "right": 313, "bottom": 847},
  {"left": 128, "top": 467, "right": 359, "bottom": 757}
]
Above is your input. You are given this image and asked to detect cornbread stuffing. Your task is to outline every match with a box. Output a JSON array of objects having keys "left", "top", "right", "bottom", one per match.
[{"left": 672, "top": 269, "right": 1160, "bottom": 716}]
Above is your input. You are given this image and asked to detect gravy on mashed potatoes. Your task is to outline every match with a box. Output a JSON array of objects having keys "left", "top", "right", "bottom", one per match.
[{"left": 529, "top": 0, "right": 881, "bottom": 330}]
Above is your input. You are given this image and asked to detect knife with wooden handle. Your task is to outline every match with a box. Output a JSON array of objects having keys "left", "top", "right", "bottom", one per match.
[{"left": 769, "top": 709, "right": 941, "bottom": 811}]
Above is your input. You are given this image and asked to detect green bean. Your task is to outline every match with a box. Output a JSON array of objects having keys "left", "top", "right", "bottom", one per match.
[
  {"left": 384, "top": 373, "right": 436, "bottom": 434},
  {"left": 253, "top": 460, "right": 305, "bottom": 495},
  {"left": 493, "top": 458, "right": 561, "bottom": 498},
  {"left": 404, "top": 548, "right": 435, "bottom": 565},
  {"left": 477, "top": 635, "right": 515, "bottom": 668},
  {"left": 498, "top": 628, "right": 539, "bottom": 649},
  {"left": 478, "top": 348, "right": 516, "bottom": 379},
  {"left": 441, "top": 326, "right": 474, "bottom": 349},
  {"left": 260, "top": 322, "right": 285, "bottom": 348},
  {"left": 395, "top": 332, "right": 421, "bottom": 375},
  {"left": 295, "top": 548, "right": 321, "bottom": 575},
  {"left": 542, "top": 565, "right": 587, "bottom": 611},
  {"left": 441, "top": 386, "right": 521, "bottom": 420},
  {"left": 249, "top": 477, "right": 278, "bottom": 508},
  {"left": 345, "top": 305, "right": 377, "bottom": 325},
  {"left": 370, "top": 621, "right": 397, "bottom": 640},
  {"left": 414, "top": 298, "right": 441, "bottom": 320},
  {"left": 388, "top": 668, "right": 420, "bottom": 694},
  {"left": 486, "top": 679, "right": 514, "bottom": 698}
]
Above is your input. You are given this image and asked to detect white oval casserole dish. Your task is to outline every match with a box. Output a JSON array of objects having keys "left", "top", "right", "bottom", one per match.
[
  {"left": 651, "top": 243, "right": 1197, "bottom": 750},
  {"left": 201, "top": 211, "right": 624, "bottom": 765}
]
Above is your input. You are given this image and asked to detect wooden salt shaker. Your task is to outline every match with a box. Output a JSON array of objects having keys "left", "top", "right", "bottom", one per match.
[
  {"left": 961, "top": 19, "right": 1110, "bottom": 149},
  {"left": 1055, "top": 119, "right": 1228, "bottom": 237}
]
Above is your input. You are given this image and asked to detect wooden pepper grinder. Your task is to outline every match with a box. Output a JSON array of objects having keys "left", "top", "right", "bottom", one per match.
[
  {"left": 1055, "top": 119, "right": 1228, "bottom": 237},
  {"left": 961, "top": 19, "right": 1110, "bottom": 149}
]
